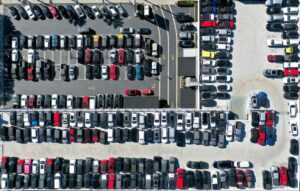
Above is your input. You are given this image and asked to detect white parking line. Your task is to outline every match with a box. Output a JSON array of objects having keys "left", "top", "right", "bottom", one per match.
[
  {"left": 43, "top": 51, "right": 46, "bottom": 61},
  {"left": 59, "top": 51, "right": 62, "bottom": 65}
]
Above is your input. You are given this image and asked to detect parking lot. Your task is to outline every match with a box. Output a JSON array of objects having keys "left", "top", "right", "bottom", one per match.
[{"left": 2, "top": 2, "right": 197, "bottom": 109}]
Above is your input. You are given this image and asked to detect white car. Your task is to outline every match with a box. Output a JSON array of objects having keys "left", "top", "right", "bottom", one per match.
[
  {"left": 185, "top": 112, "right": 192, "bottom": 130},
  {"left": 108, "top": 5, "right": 118, "bottom": 19},
  {"left": 217, "top": 44, "right": 231, "bottom": 51},
  {"left": 1, "top": 174, "right": 8, "bottom": 189},
  {"left": 69, "top": 112, "right": 77, "bottom": 127},
  {"left": 101, "top": 65, "right": 109, "bottom": 80},
  {"left": 283, "top": 77, "right": 298, "bottom": 84},
  {"left": 107, "top": 129, "right": 113, "bottom": 142},
  {"left": 289, "top": 120, "right": 298, "bottom": 136},
  {"left": 51, "top": 94, "right": 58, "bottom": 109},
  {"left": 176, "top": 113, "right": 184, "bottom": 130},
  {"left": 89, "top": 96, "right": 96, "bottom": 109},
  {"left": 283, "top": 15, "right": 298, "bottom": 22},
  {"left": 138, "top": 129, "right": 145, "bottom": 144},
  {"left": 267, "top": 39, "right": 283, "bottom": 47},
  {"left": 282, "top": 7, "right": 298, "bottom": 14},
  {"left": 23, "top": 113, "right": 30, "bottom": 127},
  {"left": 67, "top": 95, "right": 73, "bottom": 109},
  {"left": 153, "top": 112, "right": 161, "bottom": 127},
  {"left": 93, "top": 161, "right": 99, "bottom": 173},
  {"left": 226, "top": 124, "right": 234, "bottom": 141},
  {"left": 265, "top": 0, "right": 283, "bottom": 6},
  {"left": 267, "top": 14, "right": 283, "bottom": 22},
  {"left": 139, "top": 114, "right": 145, "bottom": 128},
  {"left": 193, "top": 112, "right": 200, "bottom": 128},
  {"left": 201, "top": 75, "right": 216, "bottom": 82},
  {"left": 39, "top": 158, "right": 46, "bottom": 174},
  {"left": 60, "top": 35, "right": 66, "bottom": 49},
  {"left": 69, "top": 160, "right": 76, "bottom": 174},
  {"left": 11, "top": 37, "right": 18, "bottom": 49},
  {"left": 91, "top": 5, "right": 101, "bottom": 18},
  {"left": 202, "top": 60, "right": 216, "bottom": 67},
  {"left": 283, "top": 62, "right": 298, "bottom": 68},
  {"left": 21, "top": 95, "right": 27, "bottom": 108},
  {"left": 11, "top": 50, "right": 19, "bottom": 63},
  {"left": 85, "top": 112, "right": 92, "bottom": 128},
  {"left": 161, "top": 127, "right": 168, "bottom": 144},
  {"left": 283, "top": 39, "right": 299, "bottom": 46},
  {"left": 74, "top": 5, "right": 85, "bottom": 18},
  {"left": 234, "top": 161, "right": 251, "bottom": 168},
  {"left": 54, "top": 173, "right": 61, "bottom": 189},
  {"left": 161, "top": 112, "right": 167, "bottom": 126},
  {"left": 288, "top": 102, "right": 297, "bottom": 117},
  {"left": 108, "top": 113, "right": 114, "bottom": 127},
  {"left": 201, "top": 35, "right": 215, "bottom": 42},
  {"left": 77, "top": 35, "right": 84, "bottom": 48},
  {"left": 31, "top": 128, "right": 38, "bottom": 143},
  {"left": 44, "top": 35, "right": 51, "bottom": 49},
  {"left": 25, "top": 5, "right": 35, "bottom": 20},
  {"left": 131, "top": 113, "right": 138, "bottom": 127},
  {"left": 32, "top": 160, "right": 39, "bottom": 174},
  {"left": 151, "top": 61, "right": 158, "bottom": 75},
  {"left": 27, "top": 49, "right": 36, "bottom": 64},
  {"left": 211, "top": 171, "right": 219, "bottom": 188}
]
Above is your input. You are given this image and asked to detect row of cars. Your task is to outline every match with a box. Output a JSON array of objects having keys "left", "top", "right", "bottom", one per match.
[
  {"left": 200, "top": 0, "right": 235, "bottom": 105},
  {"left": 8, "top": 3, "right": 127, "bottom": 21},
  {"left": 264, "top": 0, "right": 299, "bottom": 100},
  {"left": 11, "top": 94, "right": 123, "bottom": 109},
  {"left": 7, "top": 110, "right": 228, "bottom": 130}
]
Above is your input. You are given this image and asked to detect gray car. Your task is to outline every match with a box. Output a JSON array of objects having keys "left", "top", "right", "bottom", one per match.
[
  {"left": 153, "top": 173, "right": 160, "bottom": 189},
  {"left": 234, "top": 122, "right": 243, "bottom": 142},
  {"left": 116, "top": 174, "right": 122, "bottom": 189},
  {"left": 161, "top": 159, "right": 168, "bottom": 173},
  {"left": 168, "top": 157, "right": 176, "bottom": 173},
  {"left": 250, "top": 93, "right": 259, "bottom": 108},
  {"left": 202, "top": 131, "right": 210, "bottom": 146},
  {"left": 218, "top": 132, "right": 226, "bottom": 148},
  {"left": 153, "top": 128, "right": 161, "bottom": 143},
  {"left": 123, "top": 111, "right": 131, "bottom": 127}
]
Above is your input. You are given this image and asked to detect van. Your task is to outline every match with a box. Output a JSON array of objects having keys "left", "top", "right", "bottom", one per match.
[
  {"left": 138, "top": 130, "right": 145, "bottom": 144},
  {"left": 179, "top": 32, "right": 193, "bottom": 40},
  {"left": 161, "top": 127, "right": 168, "bottom": 143},
  {"left": 217, "top": 29, "right": 232, "bottom": 36},
  {"left": 139, "top": 115, "right": 145, "bottom": 128},
  {"left": 107, "top": 129, "right": 114, "bottom": 142},
  {"left": 152, "top": 42, "right": 158, "bottom": 57}
]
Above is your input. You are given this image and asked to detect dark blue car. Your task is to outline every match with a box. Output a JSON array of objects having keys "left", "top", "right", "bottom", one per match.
[
  {"left": 52, "top": 34, "right": 60, "bottom": 49},
  {"left": 135, "top": 64, "right": 143, "bottom": 80},
  {"left": 258, "top": 91, "right": 267, "bottom": 107},
  {"left": 266, "top": 127, "right": 275, "bottom": 145}
]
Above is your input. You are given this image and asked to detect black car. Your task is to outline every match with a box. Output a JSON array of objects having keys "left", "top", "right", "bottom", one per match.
[
  {"left": 144, "top": 60, "right": 151, "bottom": 77},
  {"left": 266, "top": 23, "right": 283, "bottom": 31},
  {"left": 57, "top": 5, "right": 69, "bottom": 19},
  {"left": 179, "top": 40, "right": 195, "bottom": 48},
  {"left": 180, "top": 23, "right": 195, "bottom": 31},
  {"left": 213, "top": 160, "right": 234, "bottom": 169},
  {"left": 17, "top": 6, "right": 28, "bottom": 19},
  {"left": 202, "top": 170, "right": 211, "bottom": 190},
  {"left": 110, "top": 35, "right": 117, "bottom": 48},
  {"left": 32, "top": 5, "right": 45, "bottom": 20},
  {"left": 288, "top": 157, "right": 297, "bottom": 173},
  {"left": 283, "top": 23, "right": 298, "bottom": 31},
  {"left": 282, "top": 0, "right": 299, "bottom": 6},
  {"left": 216, "top": 60, "right": 231, "bottom": 67},
  {"left": 136, "top": 28, "right": 151, "bottom": 34},
  {"left": 262, "top": 170, "right": 272, "bottom": 190},
  {"left": 263, "top": 69, "right": 283, "bottom": 78},
  {"left": 282, "top": 31, "right": 299, "bottom": 39},
  {"left": 126, "top": 65, "right": 134, "bottom": 80},
  {"left": 77, "top": 48, "right": 84, "bottom": 63},
  {"left": 94, "top": 65, "right": 101, "bottom": 79},
  {"left": 8, "top": 6, "right": 20, "bottom": 20},
  {"left": 217, "top": 68, "right": 231, "bottom": 75},
  {"left": 40, "top": 5, "right": 53, "bottom": 19},
  {"left": 290, "top": 139, "right": 299, "bottom": 155},
  {"left": 200, "top": 85, "right": 216, "bottom": 92},
  {"left": 176, "top": 131, "right": 185, "bottom": 147},
  {"left": 85, "top": 35, "right": 93, "bottom": 48},
  {"left": 175, "top": 13, "right": 194, "bottom": 23},
  {"left": 36, "top": 35, "right": 44, "bottom": 49},
  {"left": 250, "top": 128, "right": 258, "bottom": 143},
  {"left": 126, "top": 35, "right": 134, "bottom": 49},
  {"left": 187, "top": 161, "right": 207, "bottom": 169},
  {"left": 215, "top": 92, "right": 230, "bottom": 99},
  {"left": 83, "top": 5, "right": 95, "bottom": 19},
  {"left": 266, "top": 5, "right": 281, "bottom": 14},
  {"left": 200, "top": 28, "right": 216, "bottom": 35},
  {"left": 283, "top": 84, "right": 299, "bottom": 92},
  {"left": 284, "top": 92, "right": 299, "bottom": 100},
  {"left": 217, "top": 85, "right": 231, "bottom": 92},
  {"left": 93, "top": 49, "right": 102, "bottom": 64},
  {"left": 201, "top": 92, "right": 215, "bottom": 100},
  {"left": 66, "top": 5, "right": 77, "bottom": 19},
  {"left": 202, "top": 43, "right": 216, "bottom": 51},
  {"left": 217, "top": 6, "right": 234, "bottom": 13},
  {"left": 215, "top": 51, "right": 231, "bottom": 59}
]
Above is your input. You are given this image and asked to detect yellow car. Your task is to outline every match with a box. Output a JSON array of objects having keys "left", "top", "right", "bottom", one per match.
[
  {"left": 201, "top": 51, "right": 215, "bottom": 59},
  {"left": 118, "top": 34, "right": 125, "bottom": 48},
  {"left": 93, "top": 35, "right": 101, "bottom": 48},
  {"left": 285, "top": 46, "right": 298, "bottom": 54}
]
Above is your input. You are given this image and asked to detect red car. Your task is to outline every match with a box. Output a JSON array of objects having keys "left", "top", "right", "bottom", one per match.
[
  {"left": 110, "top": 65, "right": 118, "bottom": 80},
  {"left": 267, "top": 55, "right": 284, "bottom": 62},
  {"left": 284, "top": 68, "right": 299, "bottom": 76},
  {"left": 265, "top": 111, "right": 273, "bottom": 126},
  {"left": 124, "top": 89, "right": 140, "bottom": 96},
  {"left": 85, "top": 49, "right": 92, "bottom": 63},
  {"left": 92, "top": 129, "right": 99, "bottom": 143},
  {"left": 258, "top": 126, "right": 266, "bottom": 146},
  {"left": 200, "top": 20, "right": 217, "bottom": 27},
  {"left": 108, "top": 157, "right": 116, "bottom": 173},
  {"left": 176, "top": 168, "right": 184, "bottom": 189},
  {"left": 49, "top": 6, "right": 60, "bottom": 19},
  {"left": 108, "top": 173, "right": 116, "bottom": 189},
  {"left": 28, "top": 95, "right": 36, "bottom": 108},
  {"left": 46, "top": 158, "right": 53, "bottom": 173},
  {"left": 53, "top": 112, "right": 61, "bottom": 126},
  {"left": 141, "top": 89, "right": 154, "bottom": 96},
  {"left": 69, "top": 128, "right": 76, "bottom": 143},
  {"left": 82, "top": 96, "right": 89, "bottom": 108},
  {"left": 118, "top": 49, "right": 125, "bottom": 64},
  {"left": 218, "top": 21, "right": 235, "bottom": 29},
  {"left": 236, "top": 170, "right": 245, "bottom": 189},
  {"left": 1, "top": 157, "right": 8, "bottom": 171},
  {"left": 27, "top": 68, "right": 34, "bottom": 81},
  {"left": 17, "top": 159, "right": 24, "bottom": 173},
  {"left": 101, "top": 160, "right": 108, "bottom": 174},
  {"left": 279, "top": 167, "right": 288, "bottom": 186}
]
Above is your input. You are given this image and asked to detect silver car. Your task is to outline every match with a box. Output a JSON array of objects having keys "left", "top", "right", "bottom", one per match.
[{"left": 69, "top": 65, "right": 76, "bottom": 80}]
